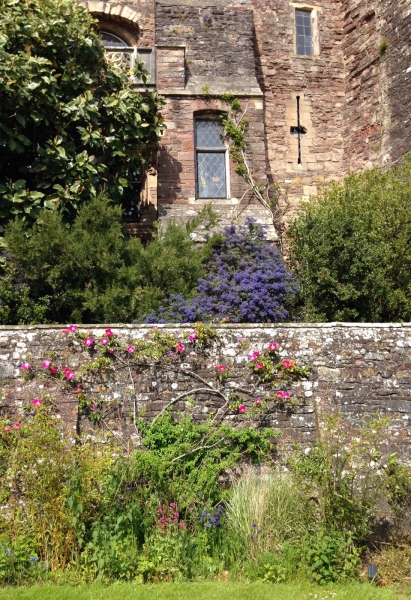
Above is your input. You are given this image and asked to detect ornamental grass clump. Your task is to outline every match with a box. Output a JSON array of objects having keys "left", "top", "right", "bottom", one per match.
[{"left": 146, "top": 219, "right": 297, "bottom": 323}]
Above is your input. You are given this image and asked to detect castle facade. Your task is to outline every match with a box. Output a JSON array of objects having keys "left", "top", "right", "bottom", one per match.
[{"left": 81, "top": 0, "right": 411, "bottom": 239}]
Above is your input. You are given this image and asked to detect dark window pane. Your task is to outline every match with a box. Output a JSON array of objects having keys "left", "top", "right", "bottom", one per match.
[
  {"left": 196, "top": 120, "right": 225, "bottom": 148},
  {"left": 296, "top": 9, "right": 313, "bottom": 56},
  {"left": 100, "top": 31, "right": 128, "bottom": 47},
  {"left": 197, "top": 152, "right": 227, "bottom": 198}
]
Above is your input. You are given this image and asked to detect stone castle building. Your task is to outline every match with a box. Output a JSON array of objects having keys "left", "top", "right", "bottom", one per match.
[{"left": 80, "top": 0, "right": 411, "bottom": 240}]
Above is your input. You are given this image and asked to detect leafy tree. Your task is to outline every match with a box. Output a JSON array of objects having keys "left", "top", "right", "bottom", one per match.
[
  {"left": 287, "top": 156, "right": 411, "bottom": 322},
  {"left": 1, "top": 197, "right": 218, "bottom": 324},
  {"left": 0, "top": 0, "right": 164, "bottom": 232},
  {"left": 145, "top": 220, "right": 297, "bottom": 323}
]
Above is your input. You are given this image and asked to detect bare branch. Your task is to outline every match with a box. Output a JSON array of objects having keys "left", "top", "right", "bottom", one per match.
[
  {"left": 153, "top": 387, "right": 228, "bottom": 423},
  {"left": 170, "top": 436, "right": 226, "bottom": 463}
]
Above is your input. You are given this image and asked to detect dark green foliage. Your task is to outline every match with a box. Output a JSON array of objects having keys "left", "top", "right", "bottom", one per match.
[
  {"left": 1, "top": 197, "right": 218, "bottom": 324},
  {"left": 288, "top": 157, "right": 411, "bottom": 322},
  {"left": 0, "top": 0, "right": 164, "bottom": 231}
]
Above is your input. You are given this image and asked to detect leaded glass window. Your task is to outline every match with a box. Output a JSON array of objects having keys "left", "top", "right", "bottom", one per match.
[
  {"left": 195, "top": 120, "right": 227, "bottom": 199},
  {"left": 296, "top": 9, "right": 313, "bottom": 56}
]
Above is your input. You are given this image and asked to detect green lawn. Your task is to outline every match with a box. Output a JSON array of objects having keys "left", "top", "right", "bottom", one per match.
[{"left": 0, "top": 582, "right": 406, "bottom": 600}]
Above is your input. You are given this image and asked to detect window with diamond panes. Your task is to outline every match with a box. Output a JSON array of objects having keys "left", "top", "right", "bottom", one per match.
[
  {"left": 296, "top": 9, "right": 313, "bottom": 56},
  {"left": 195, "top": 120, "right": 227, "bottom": 199}
]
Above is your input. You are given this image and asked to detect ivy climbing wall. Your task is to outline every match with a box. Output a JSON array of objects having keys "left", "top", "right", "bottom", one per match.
[{"left": 1, "top": 323, "right": 411, "bottom": 458}]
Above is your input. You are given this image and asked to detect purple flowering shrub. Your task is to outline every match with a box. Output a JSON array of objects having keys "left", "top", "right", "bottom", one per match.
[{"left": 145, "top": 220, "right": 297, "bottom": 323}]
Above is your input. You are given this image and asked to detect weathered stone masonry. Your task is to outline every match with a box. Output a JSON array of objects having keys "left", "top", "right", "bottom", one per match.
[
  {"left": 1, "top": 324, "right": 411, "bottom": 459},
  {"left": 80, "top": 0, "right": 411, "bottom": 237}
]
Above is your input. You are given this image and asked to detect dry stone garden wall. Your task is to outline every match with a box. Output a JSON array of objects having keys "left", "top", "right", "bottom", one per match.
[{"left": 1, "top": 323, "right": 411, "bottom": 459}]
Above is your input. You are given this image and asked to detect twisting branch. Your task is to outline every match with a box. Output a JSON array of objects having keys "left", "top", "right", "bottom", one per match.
[
  {"left": 153, "top": 387, "right": 228, "bottom": 424},
  {"left": 220, "top": 94, "right": 285, "bottom": 240},
  {"left": 170, "top": 436, "right": 226, "bottom": 463}
]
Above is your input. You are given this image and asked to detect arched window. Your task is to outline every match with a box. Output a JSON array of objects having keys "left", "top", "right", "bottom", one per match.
[
  {"left": 195, "top": 117, "right": 229, "bottom": 199},
  {"left": 99, "top": 30, "right": 156, "bottom": 83},
  {"left": 100, "top": 31, "right": 128, "bottom": 48}
]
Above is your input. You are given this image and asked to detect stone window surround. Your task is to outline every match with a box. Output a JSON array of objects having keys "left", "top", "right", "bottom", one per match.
[
  {"left": 290, "top": 2, "right": 321, "bottom": 58},
  {"left": 194, "top": 112, "right": 231, "bottom": 201}
]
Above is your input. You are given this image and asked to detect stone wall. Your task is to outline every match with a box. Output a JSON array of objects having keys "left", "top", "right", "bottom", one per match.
[
  {"left": 250, "top": 0, "right": 347, "bottom": 219},
  {"left": 1, "top": 323, "right": 411, "bottom": 459},
  {"left": 156, "top": 95, "right": 274, "bottom": 234},
  {"left": 342, "top": 0, "right": 411, "bottom": 172}
]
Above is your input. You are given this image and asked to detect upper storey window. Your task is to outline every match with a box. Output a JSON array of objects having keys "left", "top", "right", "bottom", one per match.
[
  {"left": 99, "top": 31, "right": 156, "bottom": 83},
  {"left": 100, "top": 31, "right": 128, "bottom": 48},
  {"left": 195, "top": 119, "right": 228, "bottom": 199},
  {"left": 296, "top": 9, "right": 313, "bottom": 56}
]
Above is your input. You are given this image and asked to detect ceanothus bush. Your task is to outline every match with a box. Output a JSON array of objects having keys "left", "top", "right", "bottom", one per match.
[{"left": 145, "top": 220, "right": 297, "bottom": 323}]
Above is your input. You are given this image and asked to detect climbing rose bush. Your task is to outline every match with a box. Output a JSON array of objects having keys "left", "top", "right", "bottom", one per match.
[{"left": 145, "top": 220, "right": 297, "bottom": 323}]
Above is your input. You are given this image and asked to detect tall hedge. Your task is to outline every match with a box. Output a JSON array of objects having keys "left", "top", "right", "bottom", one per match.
[{"left": 287, "top": 156, "right": 411, "bottom": 322}]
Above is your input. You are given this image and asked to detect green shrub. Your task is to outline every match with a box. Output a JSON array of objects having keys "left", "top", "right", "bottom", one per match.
[
  {"left": 288, "top": 156, "right": 411, "bottom": 322},
  {"left": 0, "top": 0, "right": 163, "bottom": 231},
  {"left": 1, "top": 196, "right": 218, "bottom": 324}
]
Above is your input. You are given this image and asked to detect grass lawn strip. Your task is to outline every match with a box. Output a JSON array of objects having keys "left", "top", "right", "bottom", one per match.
[{"left": 0, "top": 582, "right": 406, "bottom": 600}]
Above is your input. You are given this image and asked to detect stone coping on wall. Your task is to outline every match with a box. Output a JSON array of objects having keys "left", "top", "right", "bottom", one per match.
[{"left": 1, "top": 322, "right": 411, "bottom": 331}]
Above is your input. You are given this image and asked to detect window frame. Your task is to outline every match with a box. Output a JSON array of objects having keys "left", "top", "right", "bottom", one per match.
[
  {"left": 100, "top": 30, "right": 156, "bottom": 84},
  {"left": 194, "top": 116, "right": 230, "bottom": 200},
  {"left": 292, "top": 4, "right": 320, "bottom": 58},
  {"left": 295, "top": 8, "right": 313, "bottom": 56}
]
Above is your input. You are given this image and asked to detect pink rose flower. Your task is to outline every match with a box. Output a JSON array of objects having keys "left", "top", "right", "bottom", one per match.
[
  {"left": 75, "top": 387, "right": 83, "bottom": 393},
  {"left": 282, "top": 392, "right": 291, "bottom": 399},
  {"left": 14, "top": 423, "right": 21, "bottom": 429},
  {"left": 268, "top": 343, "right": 278, "bottom": 351},
  {"left": 101, "top": 337, "right": 109, "bottom": 346},
  {"left": 32, "top": 398, "right": 42, "bottom": 407},
  {"left": 62, "top": 329, "right": 69, "bottom": 335},
  {"left": 41, "top": 359, "right": 52, "bottom": 369},
  {"left": 210, "top": 363, "right": 216, "bottom": 368},
  {"left": 238, "top": 405, "right": 247, "bottom": 413},
  {"left": 276, "top": 391, "right": 285, "bottom": 398},
  {"left": 84, "top": 337, "right": 94, "bottom": 347},
  {"left": 217, "top": 365, "right": 227, "bottom": 372},
  {"left": 249, "top": 351, "right": 260, "bottom": 361},
  {"left": 4, "top": 426, "right": 12, "bottom": 432},
  {"left": 69, "top": 325, "right": 78, "bottom": 332},
  {"left": 21, "top": 362, "right": 31, "bottom": 371},
  {"left": 255, "top": 397, "right": 262, "bottom": 404},
  {"left": 282, "top": 359, "right": 295, "bottom": 369},
  {"left": 108, "top": 349, "right": 114, "bottom": 354},
  {"left": 49, "top": 365, "right": 59, "bottom": 374},
  {"left": 189, "top": 332, "right": 196, "bottom": 341},
  {"left": 255, "top": 362, "right": 264, "bottom": 369},
  {"left": 92, "top": 403, "right": 98, "bottom": 409},
  {"left": 105, "top": 329, "right": 113, "bottom": 337},
  {"left": 176, "top": 343, "right": 185, "bottom": 354},
  {"left": 63, "top": 368, "right": 75, "bottom": 380},
  {"left": 126, "top": 345, "right": 135, "bottom": 353}
]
